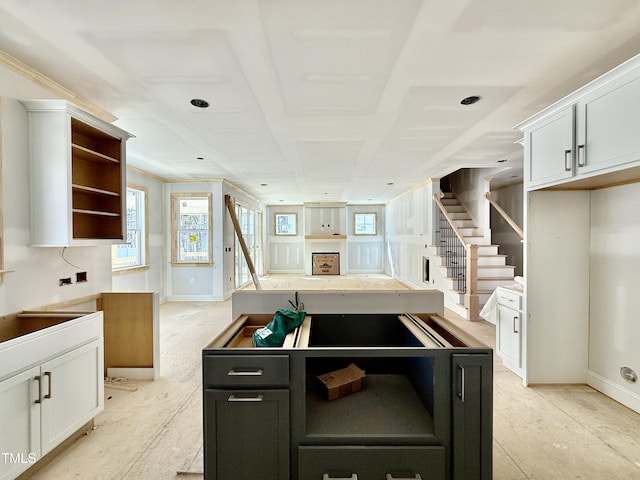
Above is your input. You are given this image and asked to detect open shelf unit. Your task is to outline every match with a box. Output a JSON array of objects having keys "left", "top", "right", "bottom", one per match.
[{"left": 22, "top": 100, "right": 132, "bottom": 246}]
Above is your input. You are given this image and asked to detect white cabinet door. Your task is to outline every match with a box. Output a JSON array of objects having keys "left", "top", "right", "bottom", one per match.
[
  {"left": 497, "top": 305, "right": 521, "bottom": 370},
  {"left": 576, "top": 71, "right": 640, "bottom": 176},
  {"left": 0, "top": 366, "right": 41, "bottom": 480},
  {"left": 526, "top": 105, "right": 575, "bottom": 189},
  {"left": 40, "top": 340, "right": 104, "bottom": 456}
]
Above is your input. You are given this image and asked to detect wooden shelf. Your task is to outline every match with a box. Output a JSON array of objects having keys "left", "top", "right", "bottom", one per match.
[
  {"left": 72, "top": 143, "right": 120, "bottom": 164},
  {"left": 72, "top": 184, "right": 120, "bottom": 197},
  {"left": 305, "top": 235, "right": 347, "bottom": 240},
  {"left": 73, "top": 209, "right": 120, "bottom": 217}
]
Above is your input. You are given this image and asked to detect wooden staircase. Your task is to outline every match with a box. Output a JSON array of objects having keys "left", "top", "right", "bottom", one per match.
[{"left": 435, "top": 192, "right": 516, "bottom": 318}]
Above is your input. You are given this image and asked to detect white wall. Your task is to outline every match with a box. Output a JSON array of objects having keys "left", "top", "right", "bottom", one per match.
[
  {"left": 0, "top": 97, "right": 113, "bottom": 315},
  {"left": 111, "top": 169, "right": 166, "bottom": 301},
  {"left": 346, "top": 204, "right": 384, "bottom": 273},
  {"left": 588, "top": 182, "right": 640, "bottom": 410},
  {"left": 385, "top": 180, "right": 439, "bottom": 290},
  {"left": 266, "top": 204, "right": 305, "bottom": 273}
]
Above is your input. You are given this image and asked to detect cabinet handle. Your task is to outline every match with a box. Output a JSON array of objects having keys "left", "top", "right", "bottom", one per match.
[
  {"left": 34, "top": 375, "right": 42, "bottom": 404},
  {"left": 386, "top": 475, "right": 422, "bottom": 480},
  {"left": 227, "top": 369, "right": 264, "bottom": 376},
  {"left": 564, "top": 149, "right": 572, "bottom": 171},
  {"left": 227, "top": 394, "right": 264, "bottom": 402},
  {"left": 44, "top": 371, "right": 52, "bottom": 399},
  {"left": 457, "top": 364, "right": 465, "bottom": 402},
  {"left": 577, "top": 144, "right": 585, "bottom": 167},
  {"left": 323, "top": 475, "right": 357, "bottom": 480},
  {"left": 513, "top": 316, "right": 519, "bottom": 334}
]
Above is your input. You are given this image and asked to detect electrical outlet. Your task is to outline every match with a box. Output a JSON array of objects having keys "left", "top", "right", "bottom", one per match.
[
  {"left": 59, "top": 277, "right": 72, "bottom": 286},
  {"left": 76, "top": 271, "right": 87, "bottom": 283}
]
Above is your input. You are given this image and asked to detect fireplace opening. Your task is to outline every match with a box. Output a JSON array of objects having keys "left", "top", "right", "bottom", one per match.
[{"left": 312, "top": 252, "right": 340, "bottom": 275}]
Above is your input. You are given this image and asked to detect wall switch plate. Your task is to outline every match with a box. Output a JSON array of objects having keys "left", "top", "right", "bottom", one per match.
[{"left": 76, "top": 271, "right": 87, "bottom": 283}]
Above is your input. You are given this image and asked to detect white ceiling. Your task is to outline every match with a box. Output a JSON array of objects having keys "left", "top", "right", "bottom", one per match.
[{"left": 2, "top": 0, "right": 640, "bottom": 204}]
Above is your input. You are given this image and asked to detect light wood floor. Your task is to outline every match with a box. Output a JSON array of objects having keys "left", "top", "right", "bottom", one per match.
[{"left": 24, "top": 274, "right": 640, "bottom": 479}]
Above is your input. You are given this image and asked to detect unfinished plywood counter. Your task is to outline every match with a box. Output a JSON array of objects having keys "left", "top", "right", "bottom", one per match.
[{"left": 203, "top": 291, "right": 492, "bottom": 480}]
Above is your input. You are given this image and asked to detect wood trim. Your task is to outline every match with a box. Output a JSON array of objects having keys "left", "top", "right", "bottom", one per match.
[
  {"left": 0, "top": 49, "right": 116, "bottom": 123},
  {"left": 486, "top": 192, "right": 524, "bottom": 239},
  {"left": 170, "top": 192, "right": 213, "bottom": 265},
  {"left": 432, "top": 194, "right": 468, "bottom": 245},
  {"left": 225, "top": 194, "right": 261, "bottom": 290}
]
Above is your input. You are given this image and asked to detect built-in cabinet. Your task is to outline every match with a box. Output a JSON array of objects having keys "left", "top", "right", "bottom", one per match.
[
  {"left": 517, "top": 53, "right": 640, "bottom": 413},
  {"left": 494, "top": 287, "right": 524, "bottom": 378},
  {"left": 204, "top": 292, "right": 493, "bottom": 480},
  {"left": 523, "top": 56, "right": 640, "bottom": 192},
  {"left": 22, "top": 99, "right": 132, "bottom": 246},
  {"left": 0, "top": 312, "right": 104, "bottom": 480},
  {"left": 203, "top": 354, "right": 290, "bottom": 480}
]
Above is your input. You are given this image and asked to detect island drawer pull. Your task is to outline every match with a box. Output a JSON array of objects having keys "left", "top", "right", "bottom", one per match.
[
  {"left": 387, "top": 475, "right": 422, "bottom": 480},
  {"left": 228, "top": 394, "right": 263, "bottom": 402},
  {"left": 323, "top": 475, "right": 357, "bottom": 480},
  {"left": 227, "top": 369, "right": 264, "bottom": 376}
]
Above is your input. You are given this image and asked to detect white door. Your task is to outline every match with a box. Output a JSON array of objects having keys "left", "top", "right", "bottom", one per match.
[
  {"left": 0, "top": 366, "right": 41, "bottom": 480},
  {"left": 576, "top": 72, "right": 640, "bottom": 176},
  {"left": 526, "top": 105, "right": 575, "bottom": 189},
  {"left": 40, "top": 340, "right": 103, "bottom": 455},
  {"left": 497, "top": 305, "right": 521, "bottom": 370}
]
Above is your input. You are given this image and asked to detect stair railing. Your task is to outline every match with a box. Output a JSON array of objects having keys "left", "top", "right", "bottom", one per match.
[
  {"left": 433, "top": 194, "right": 480, "bottom": 321},
  {"left": 485, "top": 192, "right": 524, "bottom": 239}
]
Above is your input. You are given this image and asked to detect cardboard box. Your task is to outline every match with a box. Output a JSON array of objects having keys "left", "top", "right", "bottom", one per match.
[
  {"left": 317, "top": 363, "right": 366, "bottom": 400},
  {"left": 312, "top": 252, "right": 340, "bottom": 275}
]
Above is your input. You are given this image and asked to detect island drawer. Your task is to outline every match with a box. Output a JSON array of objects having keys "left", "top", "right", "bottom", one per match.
[
  {"left": 298, "top": 445, "right": 445, "bottom": 480},
  {"left": 203, "top": 354, "right": 289, "bottom": 387}
]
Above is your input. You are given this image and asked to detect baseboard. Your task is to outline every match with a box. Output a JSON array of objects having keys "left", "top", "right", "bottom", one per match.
[{"left": 586, "top": 370, "right": 640, "bottom": 414}]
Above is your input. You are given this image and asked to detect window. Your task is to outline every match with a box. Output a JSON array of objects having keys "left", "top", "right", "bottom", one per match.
[
  {"left": 274, "top": 213, "right": 297, "bottom": 236},
  {"left": 112, "top": 187, "right": 147, "bottom": 270},
  {"left": 354, "top": 212, "right": 377, "bottom": 235},
  {"left": 235, "top": 203, "right": 263, "bottom": 288},
  {"left": 171, "top": 193, "right": 212, "bottom": 265}
]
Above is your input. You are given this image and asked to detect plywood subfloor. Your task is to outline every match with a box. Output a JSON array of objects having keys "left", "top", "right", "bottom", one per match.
[{"left": 23, "top": 274, "right": 640, "bottom": 480}]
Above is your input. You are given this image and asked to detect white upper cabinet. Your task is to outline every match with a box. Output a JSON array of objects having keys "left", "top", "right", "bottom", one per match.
[
  {"left": 576, "top": 70, "right": 640, "bottom": 175},
  {"left": 22, "top": 100, "right": 133, "bottom": 246},
  {"left": 518, "top": 54, "right": 640, "bottom": 190},
  {"left": 525, "top": 105, "right": 575, "bottom": 189}
]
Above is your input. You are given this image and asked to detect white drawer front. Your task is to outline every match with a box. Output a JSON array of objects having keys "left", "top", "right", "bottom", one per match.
[{"left": 496, "top": 288, "right": 522, "bottom": 310}]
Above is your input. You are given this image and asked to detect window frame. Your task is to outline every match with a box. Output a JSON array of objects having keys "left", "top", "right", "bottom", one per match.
[
  {"left": 171, "top": 193, "right": 213, "bottom": 266},
  {"left": 274, "top": 212, "right": 298, "bottom": 236},
  {"left": 112, "top": 185, "right": 149, "bottom": 273},
  {"left": 353, "top": 212, "right": 378, "bottom": 236}
]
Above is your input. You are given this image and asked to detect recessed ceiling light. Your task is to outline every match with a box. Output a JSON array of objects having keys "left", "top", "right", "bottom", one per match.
[
  {"left": 387, "top": 182, "right": 394, "bottom": 186},
  {"left": 497, "top": 159, "right": 507, "bottom": 163},
  {"left": 190, "top": 98, "right": 210, "bottom": 108},
  {"left": 460, "top": 95, "right": 481, "bottom": 106},
  {"left": 196, "top": 156, "right": 204, "bottom": 160},
  {"left": 260, "top": 183, "right": 268, "bottom": 186}
]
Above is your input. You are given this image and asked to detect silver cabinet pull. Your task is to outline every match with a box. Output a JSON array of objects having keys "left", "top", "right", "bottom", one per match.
[
  {"left": 227, "top": 394, "right": 263, "bottom": 402},
  {"left": 34, "top": 375, "right": 42, "bottom": 404},
  {"left": 387, "top": 475, "right": 422, "bottom": 480},
  {"left": 227, "top": 369, "right": 264, "bottom": 376},
  {"left": 513, "top": 316, "right": 519, "bottom": 334},
  {"left": 458, "top": 364, "right": 465, "bottom": 402},
  {"left": 44, "top": 371, "right": 52, "bottom": 399},
  {"left": 323, "top": 475, "right": 357, "bottom": 480},
  {"left": 577, "top": 144, "right": 586, "bottom": 167},
  {"left": 564, "top": 149, "right": 572, "bottom": 171}
]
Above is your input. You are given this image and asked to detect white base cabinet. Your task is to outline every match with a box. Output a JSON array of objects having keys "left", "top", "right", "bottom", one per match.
[
  {"left": 495, "top": 287, "right": 524, "bottom": 379},
  {"left": 0, "top": 312, "right": 104, "bottom": 480}
]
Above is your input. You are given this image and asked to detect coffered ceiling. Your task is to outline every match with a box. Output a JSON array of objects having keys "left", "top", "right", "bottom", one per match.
[{"left": 2, "top": 0, "right": 640, "bottom": 204}]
